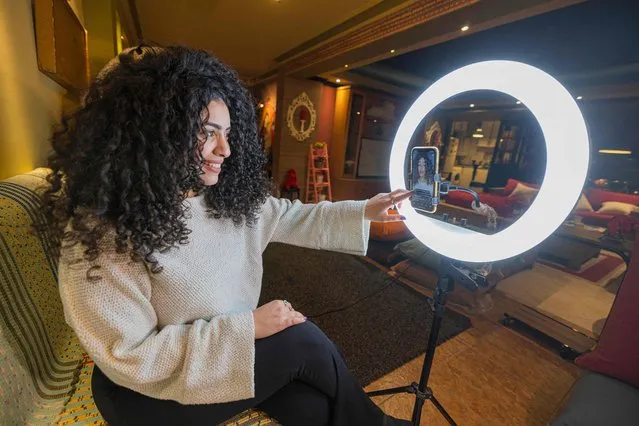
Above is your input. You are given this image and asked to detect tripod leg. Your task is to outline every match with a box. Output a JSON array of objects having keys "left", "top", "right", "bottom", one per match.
[
  {"left": 411, "top": 275, "right": 452, "bottom": 426},
  {"left": 367, "top": 385, "right": 414, "bottom": 397},
  {"left": 431, "top": 395, "right": 457, "bottom": 426}
]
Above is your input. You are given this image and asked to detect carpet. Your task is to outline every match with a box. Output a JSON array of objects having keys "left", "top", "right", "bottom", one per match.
[{"left": 260, "top": 243, "right": 472, "bottom": 386}]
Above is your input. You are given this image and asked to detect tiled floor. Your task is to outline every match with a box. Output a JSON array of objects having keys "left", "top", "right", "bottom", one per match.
[{"left": 365, "top": 317, "right": 582, "bottom": 425}]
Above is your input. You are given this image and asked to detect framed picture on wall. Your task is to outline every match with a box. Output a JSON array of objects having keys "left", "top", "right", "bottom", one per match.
[{"left": 34, "top": 0, "right": 90, "bottom": 91}]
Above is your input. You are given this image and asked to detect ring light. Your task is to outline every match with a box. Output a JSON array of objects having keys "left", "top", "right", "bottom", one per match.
[{"left": 390, "top": 60, "right": 589, "bottom": 263}]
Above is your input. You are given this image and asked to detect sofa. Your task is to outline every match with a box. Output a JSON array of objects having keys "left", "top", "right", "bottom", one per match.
[
  {"left": 573, "top": 187, "right": 639, "bottom": 227},
  {"left": 366, "top": 201, "right": 536, "bottom": 315},
  {"left": 444, "top": 178, "right": 639, "bottom": 228},
  {"left": 443, "top": 178, "right": 541, "bottom": 218},
  {"left": 0, "top": 169, "right": 276, "bottom": 425},
  {"left": 551, "top": 236, "right": 639, "bottom": 425}
]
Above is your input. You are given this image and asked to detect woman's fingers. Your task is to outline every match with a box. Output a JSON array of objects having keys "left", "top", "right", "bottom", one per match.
[{"left": 387, "top": 190, "right": 413, "bottom": 208}]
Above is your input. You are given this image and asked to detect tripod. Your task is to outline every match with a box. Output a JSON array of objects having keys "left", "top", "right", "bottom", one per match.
[{"left": 367, "top": 256, "right": 484, "bottom": 426}]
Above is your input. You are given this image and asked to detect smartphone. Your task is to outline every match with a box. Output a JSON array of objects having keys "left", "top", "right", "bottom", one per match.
[{"left": 409, "top": 146, "right": 439, "bottom": 214}]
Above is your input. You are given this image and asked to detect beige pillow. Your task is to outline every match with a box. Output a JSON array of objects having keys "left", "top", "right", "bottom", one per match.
[
  {"left": 597, "top": 201, "right": 638, "bottom": 216},
  {"left": 575, "top": 194, "right": 594, "bottom": 212},
  {"left": 508, "top": 182, "right": 539, "bottom": 204}
]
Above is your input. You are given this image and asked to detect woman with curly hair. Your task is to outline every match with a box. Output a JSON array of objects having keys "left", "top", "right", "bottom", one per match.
[{"left": 46, "top": 45, "right": 413, "bottom": 426}]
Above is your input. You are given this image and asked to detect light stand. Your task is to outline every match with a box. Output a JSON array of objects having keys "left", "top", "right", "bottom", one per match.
[
  {"left": 368, "top": 185, "right": 487, "bottom": 426},
  {"left": 368, "top": 256, "right": 485, "bottom": 425}
]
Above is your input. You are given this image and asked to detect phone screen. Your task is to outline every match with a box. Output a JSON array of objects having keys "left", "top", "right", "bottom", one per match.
[{"left": 410, "top": 147, "right": 439, "bottom": 214}]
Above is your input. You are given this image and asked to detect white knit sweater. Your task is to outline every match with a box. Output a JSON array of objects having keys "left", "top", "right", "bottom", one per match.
[{"left": 59, "top": 196, "right": 370, "bottom": 405}]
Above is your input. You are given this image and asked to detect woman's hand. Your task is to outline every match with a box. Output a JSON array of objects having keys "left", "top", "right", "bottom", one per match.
[
  {"left": 253, "top": 300, "right": 306, "bottom": 339},
  {"left": 364, "top": 189, "right": 413, "bottom": 222}
]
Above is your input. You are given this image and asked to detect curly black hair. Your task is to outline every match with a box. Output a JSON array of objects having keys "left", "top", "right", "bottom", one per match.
[{"left": 44, "top": 44, "right": 271, "bottom": 274}]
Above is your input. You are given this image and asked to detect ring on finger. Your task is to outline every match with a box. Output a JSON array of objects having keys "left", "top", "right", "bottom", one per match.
[{"left": 283, "top": 300, "right": 293, "bottom": 311}]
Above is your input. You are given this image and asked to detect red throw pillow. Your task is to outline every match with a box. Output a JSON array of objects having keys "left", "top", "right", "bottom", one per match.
[
  {"left": 502, "top": 178, "right": 541, "bottom": 196},
  {"left": 574, "top": 211, "right": 615, "bottom": 227},
  {"left": 575, "top": 237, "right": 639, "bottom": 387}
]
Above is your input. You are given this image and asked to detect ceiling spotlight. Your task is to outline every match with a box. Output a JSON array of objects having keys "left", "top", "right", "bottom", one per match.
[
  {"left": 576, "top": 96, "right": 583, "bottom": 100},
  {"left": 516, "top": 100, "right": 522, "bottom": 104},
  {"left": 599, "top": 149, "right": 632, "bottom": 155},
  {"left": 469, "top": 104, "right": 475, "bottom": 108},
  {"left": 344, "top": 64, "right": 349, "bottom": 68},
  {"left": 390, "top": 49, "right": 396, "bottom": 53},
  {"left": 336, "top": 78, "right": 341, "bottom": 83},
  {"left": 258, "top": 103, "right": 265, "bottom": 109},
  {"left": 461, "top": 25, "right": 470, "bottom": 32},
  {"left": 356, "top": 111, "right": 361, "bottom": 115}
]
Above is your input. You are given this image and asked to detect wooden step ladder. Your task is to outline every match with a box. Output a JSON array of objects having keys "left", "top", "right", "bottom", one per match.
[{"left": 306, "top": 143, "right": 333, "bottom": 203}]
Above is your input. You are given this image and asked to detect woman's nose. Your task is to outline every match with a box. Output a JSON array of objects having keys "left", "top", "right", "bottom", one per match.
[{"left": 215, "top": 134, "right": 231, "bottom": 158}]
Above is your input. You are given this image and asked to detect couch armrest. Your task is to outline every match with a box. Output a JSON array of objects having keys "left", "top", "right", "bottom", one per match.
[{"left": 550, "top": 373, "right": 639, "bottom": 426}]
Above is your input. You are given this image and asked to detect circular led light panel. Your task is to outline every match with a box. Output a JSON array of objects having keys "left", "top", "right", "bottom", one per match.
[{"left": 389, "top": 61, "right": 589, "bottom": 262}]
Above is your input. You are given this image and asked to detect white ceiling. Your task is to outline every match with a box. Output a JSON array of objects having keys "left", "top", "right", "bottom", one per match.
[{"left": 134, "top": 0, "right": 385, "bottom": 78}]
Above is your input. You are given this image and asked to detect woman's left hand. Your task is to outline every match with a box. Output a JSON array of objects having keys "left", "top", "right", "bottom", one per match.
[{"left": 364, "top": 189, "right": 413, "bottom": 222}]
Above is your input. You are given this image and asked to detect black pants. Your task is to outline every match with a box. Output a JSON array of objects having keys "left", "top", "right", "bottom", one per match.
[{"left": 91, "top": 321, "right": 391, "bottom": 425}]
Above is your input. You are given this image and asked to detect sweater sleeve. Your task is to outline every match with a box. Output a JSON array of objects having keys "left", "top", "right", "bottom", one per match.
[
  {"left": 58, "top": 244, "right": 256, "bottom": 405},
  {"left": 260, "top": 197, "right": 371, "bottom": 255}
]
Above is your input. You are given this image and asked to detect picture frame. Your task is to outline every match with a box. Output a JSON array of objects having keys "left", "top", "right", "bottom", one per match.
[
  {"left": 287, "top": 92, "right": 317, "bottom": 142},
  {"left": 34, "top": 0, "right": 90, "bottom": 92}
]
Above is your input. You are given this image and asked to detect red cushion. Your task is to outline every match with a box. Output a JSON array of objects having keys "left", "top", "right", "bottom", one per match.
[
  {"left": 574, "top": 211, "right": 616, "bottom": 227},
  {"left": 443, "top": 191, "right": 514, "bottom": 217},
  {"left": 502, "top": 178, "right": 541, "bottom": 196},
  {"left": 479, "top": 193, "right": 514, "bottom": 217},
  {"left": 575, "top": 237, "right": 639, "bottom": 387},
  {"left": 585, "top": 188, "right": 639, "bottom": 210},
  {"left": 444, "top": 190, "right": 475, "bottom": 209}
]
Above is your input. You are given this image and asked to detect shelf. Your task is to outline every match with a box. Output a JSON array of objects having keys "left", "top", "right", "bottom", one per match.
[{"left": 310, "top": 183, "right": 329, "bottom": 187}]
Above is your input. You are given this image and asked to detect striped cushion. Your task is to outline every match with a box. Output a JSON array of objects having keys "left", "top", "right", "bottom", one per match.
[{"left": 0, "top": 169, "right": 276, "bottom": 425}]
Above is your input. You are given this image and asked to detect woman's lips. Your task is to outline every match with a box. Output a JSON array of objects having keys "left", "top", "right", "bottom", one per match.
[{"left": 203, "top": 161, "right": 222, "bottom": 174}]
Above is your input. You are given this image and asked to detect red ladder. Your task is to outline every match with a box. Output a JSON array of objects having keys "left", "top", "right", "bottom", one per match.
[{"left": 306, "top": 143, "right": 333, "bottom": 203}]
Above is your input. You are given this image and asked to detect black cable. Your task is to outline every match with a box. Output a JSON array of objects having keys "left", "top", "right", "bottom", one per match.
[
  {"left": 307, "top": 280, "right": 395, "bottom": 319},
  {"left": 307, "top": 246, "right": 432, "bottom": 319}
]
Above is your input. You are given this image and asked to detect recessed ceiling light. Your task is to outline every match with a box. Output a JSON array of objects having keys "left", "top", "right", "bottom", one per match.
[
  {"left": 258, "top": 103, "right": 265, "bottom": 108},
  {"left": 576, "top": 96, "right": 583, "bottom": 100},
  {"left": 336, "top": 78, "right": 341, "bottom": 83},
  {"left": 461, "top": 25, "right": 470, "bottom": 32},
  {"left": 469, "top": 104, "right": 475, "bottom": 108},
  {"left": 516, "top": 100, "right": 522, "bottom": 104},
  {"left": 356, "top": 111, "right": 361, "bottom": 115},
  {"left": 390, "top": 49, "right": 396, "bottom": 53},
  {"left": 344, "top": 64, "right": 349, "bottom": 68},
  {"left": 598, "top": 149, "right": 632, "bottom": 155}
]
